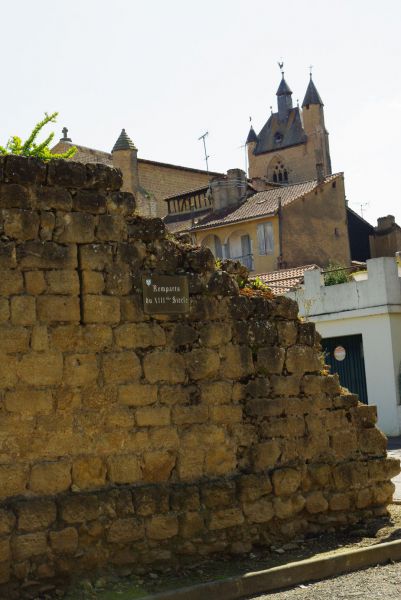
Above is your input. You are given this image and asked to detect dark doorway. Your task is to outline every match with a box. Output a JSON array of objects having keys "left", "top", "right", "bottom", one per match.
[{"left": 322, "top": 334, "right": 368, "bottom": 404}]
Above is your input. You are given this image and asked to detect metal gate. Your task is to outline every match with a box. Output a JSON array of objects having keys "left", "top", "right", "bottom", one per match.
[{"left": 321, "top": 334, "right": 368, "bottom": 404}]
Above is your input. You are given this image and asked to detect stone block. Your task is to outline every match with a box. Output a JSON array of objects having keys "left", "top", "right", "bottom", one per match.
[
  {"left": 329, "top": 492, "right": 351, "bottom": 511},
  {"left": 238, "top": 475, "right": 271, "bottom": 505},
  {"left": 0, "top": 354, "right": 17, "bottom": 388},
  {"left": 64, "top": 354, "right": 98, "bottom": 386},
  {"left": 273, "top": 494, "right": 305, "bottom": 519},
  {"left": 0, "top": 241, "right": 16, "bottom": 268},
  {"left": 277, "top": 321, "right": 298, "bottom": 347},
  {"left": 286, "top": 345, "right": 322, "bottom": 374},
  {"left": 31, "top": 324, "right": 49, "bottom": 351},
  {"left": 72, "top": 456, "right": 106, "bottom": 490},
  {"left": 0, "top": 465, "right": 27, "bottom": 499},
  {"left": 107, "top": 190, "right": 135, "bottom": 213},
  {"left": 368, "top": 457, "right": 401, "bottom": 481},
  {"left": 147, "top": 514, "right": 178, "bottom": 540},
  {"left": 82, "top": 270, "right": 105, "bottom": 294},
  {"left": 119, "top": 383, "right": 157, "bottom": 407},
  {"left": 108, "top": 455, "right": 142, "bottom": 484},
  {"left": 270, "top": 374, "right": 301, "bottom": 396},
  {"left": 0, "top": 298, "right": 9, "bottom": 321},
  {"left": 243, "top": 498, "right": 274, "bottom": 523},
  {"left": 180, "top": 511, "right": 205, "bottom": 538},
  {"left": 97, "top": 214, "right": 127, "bottom": 241},
  {"left": 356, "top": 488, "right": 373, "bottom": 509},
  {"left": 4, "top": 388, "right": 53, "bottom": 415},
  {"left": 60, "top": 495, "right": 100, "bottom": 523},
  {"left": 115, "top": 322, "right": 166, "bottom": 349},
  {"left": 51, "top": 323, "right": 112, "bottom": 352},
  {"left": 0, "top": 182, "right": 30, "bottom": 209},
  {"left": 0, "top": 510, "right": 16, "bottom": 536},
  {"left": 136, "top": 407, "right": 171, "bottom": 427},
  {"left": 252, "top": 441, "right": 281, "bottom": 471},
  {"left": 257, "top": 346, "right": 285, "bottom": 375},
  {"left": 305, "top": 491, "right": 329, "bottom": 514},
  {"left": 245, "top": 377, "right": 270, "bottom": 398},
  {"left": 199, "top": 322, "right": 232, "bottom": 347},
  {"left": 350, "top": 405, "right": 377, "bottom": 428},
  {"left": 37, "top": 295, "right": 80, "bottom": 322},
  {"left": 45, "top": 269, "right": 80, "bottom": 295},
  {"left": 17, "top": 499, "right": 56, "bottom": 531},
  {"left": 79, "top": 243, "right": 114, "bottom": 270},
  {"left": 107, "top": 518, "right": 144, "bottom": 543},
  {"left": 0, "top": 325, "right": 29, "bottom": 352},
  {"left": 308, "top": 464, "right": 331, "bottom": 487},
  {"left": 330, "top": 431, "right": 358, "bottom": 457},
  {"left": 0, "top": 538, "right": 11, "bottom": 563},
  {"left": 16, "top": 241, "right": 77, "bottom": 270},
  {"left": 102, "top": 352, "right": 142, "bottom": 383},
  {"left": 11, "top": 296, "right": 36, "bottom": 325},
  {"left": 262, "top": 416, "right": 305, "bottom": 438},
  {"left": 86, "top": 164, "right": 123, "bottom": 192},
  {"left": 169, "top": 323, "right": 199, "bottom": 347},
  {"left": 73, "top": 189, "right": 107, "bottom": 213},
  {"left": 104, "top": 268, "right": 132, "bottom": 295},
  {"left": 333, "top": 461, "right": 369, "bottom": 490},
  {"left": 142, "top": 451, "right": 176, "bottom": 482},
  {"left": 149, "top": 427, "right": 179, "bottom": 450},
  {"left": 209, "top": 508, "right": 244, "bottom": 531},
  {"left": 272, "top": 468, "right": 301, "bottom": 496},
  {"left": 40, "top": 210, "right": 56, "bottom": 240},
  {"left": 221, "top": 345, "right": 254, "bottom": 379},
  {"left": 11, "top": 532, "right": 47, "bottom": 561},
  {"left": 177, "top": 450, "right": 205, "bottom": 481},
  {"left": 201, "top": 482, "right": 236, "bottom": 509},
  {"left": 29, "top": 461, "right": 71, "bottom": 494},
  {"left": 298, "top": 322, "right": 317, "bottom": 346},
  {"left": 358, "top": 428, "right": 387, "bottom": 456},
  {"left": 172, "top": 404, "right": 208, "bottom": 425},
  {"left": 210, "top": 405, "right": 242, "bottom": 423},
  {"left": 200, "top": 381, "right": 232, "bottom": 405},
  {"left": 47, "top": 159, "right": 86, "bottom": 188},
  {"left": 143, "top": 351, "right": 185, "bottom": 384},
  {"left": 205, "top": 445, "right": 236, "bottom": 476},
  {"left": 185, "top": 348, "right": 220, "bottom": 380},
  {"left": 24, "top": 270, "right": 46, "bottom": 295},
  {"left": 17, "top": 351, "right": 63, "bottom": 385},
  {"left": 3, "top": 208, "right": 39, "bottom": 240},
  {"left": 0, "top": 269, "right": 23, "bottom": 295},
  {"left": 49, "top": 527, "right": 78, "bottom": 554},
  {"left": 83, "top": 294, "right": 120, "bottom": 323},
  {"left": 120, "top": 294, "right": 145, "bottom": 322},
  {"left": 5, "top": 156, "right": 46, "bottom": 184}
]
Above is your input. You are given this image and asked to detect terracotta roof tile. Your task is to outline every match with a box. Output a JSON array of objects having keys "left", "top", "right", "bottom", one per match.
[
  {"left": 257, "top": 264, "right": 319, "bottom": 295},
  {"left": 190, "top": 173, "right": 341, "bottom": 231}
]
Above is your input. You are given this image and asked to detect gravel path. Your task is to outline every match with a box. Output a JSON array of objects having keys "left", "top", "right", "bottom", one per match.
[{"left": 250, "top": 562, "right": 401, "bottom": 599}]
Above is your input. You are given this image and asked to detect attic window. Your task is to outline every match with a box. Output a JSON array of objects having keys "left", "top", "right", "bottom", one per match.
[{"left": 274, "top": 132, "right": 283, "bottom": 144}]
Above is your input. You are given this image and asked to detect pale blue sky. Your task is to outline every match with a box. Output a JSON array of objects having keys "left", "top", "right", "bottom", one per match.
[{"left": 1, "top": 0, "right": 400, "bottom": 225}]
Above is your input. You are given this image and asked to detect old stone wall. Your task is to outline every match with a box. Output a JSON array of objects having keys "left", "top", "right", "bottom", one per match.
[{"left": 0, "top": 155, "right": 398, "bottom": 598}]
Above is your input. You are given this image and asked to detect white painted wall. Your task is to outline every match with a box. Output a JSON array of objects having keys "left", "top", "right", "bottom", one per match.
[{"left": 287, "top": 257, "right": 401, "bottom": 436}]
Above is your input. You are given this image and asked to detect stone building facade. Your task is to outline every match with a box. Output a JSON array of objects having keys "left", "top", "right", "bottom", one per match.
[
  {"left": 0, "top": 155, "right": 398, "bottom": 597},
  {"left": 52, "top": 129, "right": 219, "bottom": 219}
]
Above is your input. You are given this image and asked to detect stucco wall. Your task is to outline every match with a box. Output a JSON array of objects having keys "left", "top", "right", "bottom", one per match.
[{"left": 196, "top": 216, "right": 280, "bottom": 275}]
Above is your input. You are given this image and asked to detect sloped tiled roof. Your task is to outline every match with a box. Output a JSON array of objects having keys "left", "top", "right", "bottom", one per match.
[
  {"left": 257, "top": 264, "right": 319, "bottom": 295},
  {"left": 189, "top": 173, "right": 341, "bottom": 232},
  {"left": 52, "top": 141, "right": 113, "bottom": 166}
]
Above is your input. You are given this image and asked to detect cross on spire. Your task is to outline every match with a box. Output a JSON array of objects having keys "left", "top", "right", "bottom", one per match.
[
  {"left": 61, "top": 127, "right": 72, "bottom": 142},
  {"left": 309, "top": 64, "right": 313, "bottom": 78}
]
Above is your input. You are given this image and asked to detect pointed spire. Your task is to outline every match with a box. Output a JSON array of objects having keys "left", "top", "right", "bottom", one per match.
[
  {"left": 112, "top": 129, "right": 137, "bottom": 152},
  {"left": 246, "top": 126, "right": 258, "bottom": 144},
  {"left": 276, "top": 76, "right": 293, "bottom": 97},
  {"left": 302, "top": 76, "right": 324, "bottom": 107}
]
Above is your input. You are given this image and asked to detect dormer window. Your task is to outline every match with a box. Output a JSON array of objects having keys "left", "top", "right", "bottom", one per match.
[{"left": 274, "top": 132, "right": 283, "bottom": 144}]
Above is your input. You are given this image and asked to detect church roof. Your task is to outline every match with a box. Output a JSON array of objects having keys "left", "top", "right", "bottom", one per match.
[
  {"left": 276, "top": 77, "right": 292, "bottom": 96},
  {"left": 253, "top": 107, "right": 306, "bottom": 155},
  {"left": 112, "top": 129, "right": 137, "bottom": 152},
  {"left": 246, "top": 126, "right": 258, "bottom": 144},
  {"left": 302, "top": 77, "right": 324, "bottom": 107},
  {"left": 257, "top": 264, "right": 319, "bottom": 295}
]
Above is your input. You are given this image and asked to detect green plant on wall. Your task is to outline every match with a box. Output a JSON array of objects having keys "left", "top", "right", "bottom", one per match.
[
  {"left": 323, "top": 262, "right": 350, "bottom": 286},
  {"left": 0, "top": 112, "right": 77, "bottom": 161}
]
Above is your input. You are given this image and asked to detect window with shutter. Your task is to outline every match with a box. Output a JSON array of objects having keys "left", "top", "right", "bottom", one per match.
[{"left": 257, "top": 222, "right": 274, "bottom": 255}]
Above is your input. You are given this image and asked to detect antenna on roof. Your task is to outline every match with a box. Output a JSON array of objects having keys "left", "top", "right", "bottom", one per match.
[
  {"left": 309, "top": 64, "right": 313, "bottom": 79},
  {"left": 351, "top": 200, "right": 369, "bottom": 219},
  {"left": 198, "top": 131, "right": 209, "bottom": 174},
  {"left": 278, "top": 59, "right": 284, "bottom": 77}
]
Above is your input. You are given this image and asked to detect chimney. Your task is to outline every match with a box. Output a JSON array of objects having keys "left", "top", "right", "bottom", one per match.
[{"left": 211, "top": 169, "right": 247, "bottom": 210}]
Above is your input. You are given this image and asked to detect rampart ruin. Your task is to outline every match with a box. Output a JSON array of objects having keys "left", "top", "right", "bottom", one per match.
[{"left": 0, "top": 155, "right": 398, "bottom": 597}]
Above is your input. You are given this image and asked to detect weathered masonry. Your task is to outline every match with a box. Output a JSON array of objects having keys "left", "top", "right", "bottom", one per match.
[{"left": 0, "top": 156, "right": 398, "bottom": 597}]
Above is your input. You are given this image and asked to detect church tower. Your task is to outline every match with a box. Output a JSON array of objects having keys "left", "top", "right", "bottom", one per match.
[
  {"left": 301, "top": 75, "right": 332, "bottom": 178},
  {"left": 246, "top": 67, "right": 332, "bottom": 184}
]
